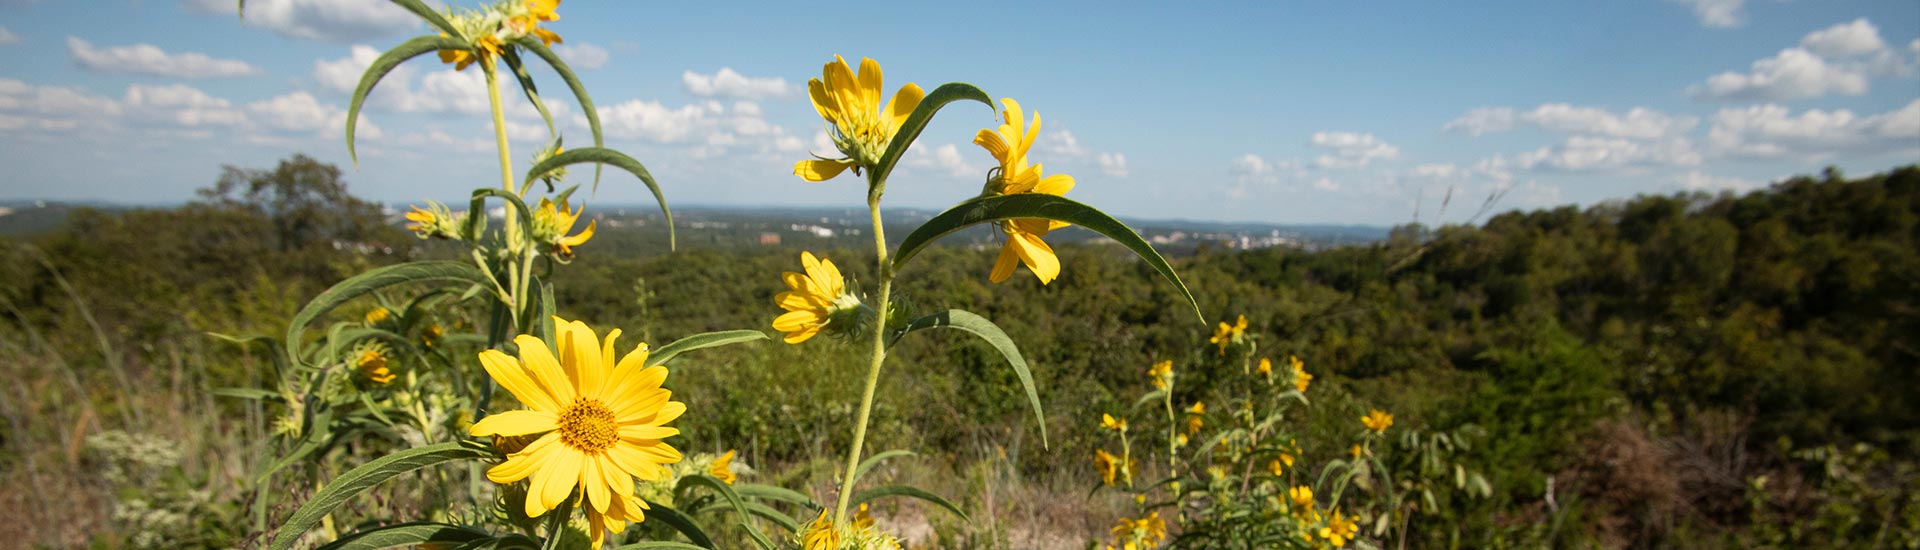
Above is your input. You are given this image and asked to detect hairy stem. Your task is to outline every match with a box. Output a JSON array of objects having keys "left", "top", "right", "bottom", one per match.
[{"left": 833, "top": 189, "right": 892, "bottom": 527}]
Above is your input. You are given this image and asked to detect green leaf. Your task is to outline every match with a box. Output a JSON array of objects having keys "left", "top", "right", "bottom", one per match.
[
  {"left": 211, "top": 387, "right": 283, "bottom": 402},
  {"left": 851, "top": 449, "right": 916, "bottom": 489},
  {"left": 851, "top": 485, "right": 969, "bottom": 523},
  {"left": 533, "top": 277, "right": 556, "bottom": 346},
  {"left": 699, "top": 499, "right": 802, "bottom": 532},
  {"left": 891, "top": 309, "right": 1048, "bottom": 447},
  {"left": 270, "top": 441, "right": 498, "bottom": 550},
  {"left": 522, "top": 147, "right": 675, "bottom": 249},
  {"left": 638, "top": 500, "right": 714, "bottom": 549},
  {"left": 468, "top": 188, "right": 536, "bottom": 246},
  {"left": 613, "top": 543, "right": 711, "bottom": 550},
  {"left": 675, "top": 475, "right": 776, "bottom": 550},
  {"left": 513, "top": 36, "right": 604, "bottom": 188},
  {"left": 207, "top": 332, "right": 291, "bottom": 382},
  {"left": 872, "top": 82, "right": 992, "bottom": 186},
  {"left": 649, "top": 330, "right": 768, "bottom": 366},
  {"left": 286, "top": 261, "right": 491, "bottom": 368},
  {"left": 313, "top": 522, "right": 489, "bottom": 550},
  {"left": 387, "top": 0, "right": 460, "bottom": 37},
  {"left": 893, "top": 193, "right": 1204, "bottom": 323},
  {"left": 731, "top": 483, "right": 818, "bottom": 507},
  {"left": 452, "top": 535, "right": 542, "bottom": 550},
  {"left": 348, "top": 35, "right": 467, "bottom": 164},
  {"left": 500, "top": 49, "right": 555, "bottom": 140}
]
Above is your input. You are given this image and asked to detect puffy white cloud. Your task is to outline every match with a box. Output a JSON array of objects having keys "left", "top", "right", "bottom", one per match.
[
  {"left": 1041, "top": 130, "right": 1089, "bottom": 158},
  {"left": 123, "top": 84, "right": 247, "bottom": 127},
  {"left": 596, "top": 99, "right": 710, "bottom": 143},
  {"left": 1669, "top": 0, "right": 1746, "bottom": 28},
  {"left": 0, "top": 78, "right": 120, "bottom": 131},
  {"left": 313, "top": 45, "right": 385, "bottom": 93},
  {"left": 186, "top": 0, "right": 416, "bottom": 43},
  {"left": 1232, "top": 153, "right": 1275, "bottom": 180},
  {"left": 1673, "top": 170, "right": 1759, "bottom": 193},
  {"left": 1688, "top": 19, "right": 1912, "bottom": 101},
  {"left": 1707, "top": 100, "right": 1920, "bottom": 158},
  {"left": 1800, "top": 18, "right": 1886, "bottom": 58},
  {"left": 681, "top": 68, "right": 791, "bottom": 99},
  {"left": 1511, "top": 136, "right": 1702, "bottom": 171},
  {"left": 247, "top": 90, "right": 379, "bottom": 139},
  {"left": 553, "top": 43, "right": 610, "bottom": 70},
  {"left": 903, "top": 143, "right": 982, "bottom": 178},
  {"left": 1310, "top": 131, "right": 1399, "bottom": 169},
  {"left": 67, "top": 37, "right": 261, "bottom": 78},
  {"left": 1446, "top": 104, "right": 1697, "bottom": 140},
  {"left": 1098, "top": 153, "right": 1129, "bottom": 177},
  {"left": 591, "top": 98, "right": 804, "bottom": 157},
  {"left": 0, "top": 27, "right": 19, "bottom": 45}
]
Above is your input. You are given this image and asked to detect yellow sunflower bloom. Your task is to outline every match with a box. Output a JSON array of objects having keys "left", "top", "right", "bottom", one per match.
[
  {"left": 1362, "top": 409, "right": 1394, "bottom": 433},
  {"left": 977, "top": 98, "right": 1076, "bottom": 285},
  {"left": 1148, "top": 359, "right": 1173, "bottom": 389},
  {"left": 771, "top": 251, "right": 860, "bottom": 344},
  {"left": 1320, "top": 509, "right": 1359, "bottom": 547},
  {"left": 1110, "top": 512, "right": 1167, "bottom": 548},
  {"left": 795, "top": 55, "right": 924, "bottom": 181},
  {"left": 1289, "top": 485, "right": 1314, "bottom": 510},
  {"left": 1186, "top": 401, "right": 1205, "bottom": 435},
  {"left": 1289, "top": 355, "right": 1312, "bottom": 392},
  {"left": 1209, "top": 314, "right": 1248, "bottom": 355},
  {"left": 1093, "top": 448, "right": 1119, "bottom": 486},
  {"left": 467, "top": 317, "right": 685, "bottom": 547},
  {"left": 1101, "top": 413, "right": 1128, "bottom": 433},
  {"left": 799, "top": 509, "right": 839, "bottom": 550},
  {"left": 531, "top": 198, "right": 595, "bottom": 260},
  {"left": 439, "top": 33, "right": 503, "bottom": 72},
  {"left": 1257, "top": 357, "right": 1272, "bottom": 377},
  {"left": 509, "top": 0, "right": 563, "bottom": 46},
  {"left": 354, "top": 342, "right": 396, "bottom": 384},
  {"left": 710, "top": 449, "right": 737, "bottom": 485},
  {"left": 364, "top": 307, "right": 391, "bottom": 325}
]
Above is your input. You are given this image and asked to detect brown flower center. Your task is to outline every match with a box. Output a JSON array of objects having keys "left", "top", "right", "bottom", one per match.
[{"left": 558, "top": 398, "right": 619, "bottom": 453}]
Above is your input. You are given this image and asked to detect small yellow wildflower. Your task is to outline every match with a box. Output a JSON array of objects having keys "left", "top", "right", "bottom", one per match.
[
  {"left": 421, "top": 324, "right": 443, "bottom": 347},
  {"left": 1110, "top": 512, "right": 1167, "bottom": 549},
  {"left": 799, "top": 509, "right": 839, "bottom": 550},
  {"left": 467, "top": 317, "right": 684, "bottom": 547},
  {"left": 1289, "top": 485, "right": 1314, "bottom": 510},
  {"left": 1093, "top": 448, "right": 1119, "bottom": 486},
  {"left": 977, "top": 98, "right": 1076, "bottom": 285},
  {"left": 1209, "top": 315, "right": 1247, "bottom": 355},
  {"left": 795, "top": 55, "right": 924, "bottom": 180},
  {"left": 1101, "top": 413, "right": 1128, "bottom": 433},
  {"left": 1350, "top": 443, "right": 1365, "bottom": 460},
  {"left": 354, "top": 343, "right": 395, "bottom": 384},
  {"left": 510, "top": 0, "right": 563, "bottom": 46},
  {"left": 1362, "top": 409, "right": 1394, "bottom": 433},
  {"left": 771, "top": 251, "right": 860, "bottom": 344},
  {"left": 405, "top": 202, "right": 465, "bottom": 240},
  {"left": 1268, "top": 459, "right": 1284, "bottom": 477},
  {"left": 1280, "top": 451, "right": 1296, "bottom": 468},
  {"left": 530, "top": 198, "right": 595, "bottom": 260},
  {"left": 1257, "top": 357, "right": 1272, "bottom": 377},
  {"left": 1320, "top": 509, "right": 1359, "bottom": 547},
  {"left": 709, "top": 450, "right": 737, "bottom": 485},
  {"left": 1148, "top": 360, "right": 1173, "bottom": 390},
  {"left": 364, "top": 307, "right": 391, "bottom": 325},
  {"left": 1290, "top": 355, "right": 1312, "bottom": 392},
  {"left": 1186, "top": 401, "right": 1205, "bottom": 435},
  {"left": 439, "top": 33, "right": 503, "bottom": 72}
]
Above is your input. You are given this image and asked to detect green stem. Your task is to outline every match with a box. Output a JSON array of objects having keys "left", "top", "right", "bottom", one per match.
[
  {"left": 483, "top": 58, "right": 515, "bottom": 195},
  {"left": 833, "top": 190, "right": 892, "bottom": 527}
]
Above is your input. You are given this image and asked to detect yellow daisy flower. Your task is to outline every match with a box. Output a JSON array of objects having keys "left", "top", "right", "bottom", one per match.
[
  {"left": 1268, "top": 458, "right": 1285, "bottom": 477},
  {"left": 794, "top": 55, "right": 924, "bottom": 181},
  {"left": 1362, "top": 409, "right": 1394, "bottom": 433},
  {"left": 1257, "top": 357, "right": 1272, "bottom": 377},
  {"left": 1110, "top": 512, "right": 1167, "bottom": 548},
  {"left": 1148, "top": 359, "right": 1173, "bottom": 389},
  {"left": 531, "top": 198, "right": 595, "bottom": 260},
  {"left": 799, "top": 508, "right": 839, "bottom": 550},
  {"left": 439, "top": 33, "right": 503, "bottom": 72},
  {"left": 512, "top": 0, "right": 563, "bottom": 46},
  {"left": 1209, "top": 315, "right": 1247, "bottom": 355},
  {"left": 1093, "top": 448, "right": 1119, "bottom": 486},
  {"left": 1101, "top": 413, "right": 1128, "bottom": 433},
  {"left": 1320, "top": 509, "right": 1358, "bottom": 547},
  {"left": 709, "top": 449, "right": 737, "bottom": 485},
  {"left": 771, "top": 251, "right": 859, "bottom": 344},
  {"left": 1186, "top": 401, "right": 1205, "bottom": 435},
  {"left": 364, "top": 307, "right": 391, "bottom": 325},
  {"left": 468, "top": 317, "right": 685, "bottom": 547},
  {"left": 1289, "top": 355, "right": 1312, "bottom": 392},
  {"left": 354, "top": 343, "right": 396, "bottom": 384},
  {"left": 975, "top": 98, "right": 1077, "bottom": 285},
  {"left": 1289, "top": 485, "right": 1314, "bottom": 510}
]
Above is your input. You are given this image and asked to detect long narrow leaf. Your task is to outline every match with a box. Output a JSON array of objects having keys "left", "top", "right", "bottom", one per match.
[
  {"left": 388, "top": 0, "right": 460, "bottom": 37},
  {"left": 892, "top": 193, "right": 1204, "bottom": 323},
  {"left": 649, "top": 330, "right": 767, "bottom": 366},
  {"left": 637, "top": 501, "right": 714, "bottom": 549},
  {"left": 891, "top": 309, "right": 1048, "bottom": 447},
  {"left": 513, "top": 36, "right": 604, "bottom": 187},
  {"left": 613, "top": 543, "right": 710, "bottom": 550},
  {"left": 521, "top": 147, "right": 675, "bottom": 249},
  {"left": 851, "top": 449, "right": 916, "bottom": 490},
  {"left": 676, "top": 475, "right": 776, "bottom": 549},
  {"left": 270, "top": 441, "right": 498, "bottom": 550},
  {"left": 313, "top": 522, "right": 488, "bottom": 550},
  {"left": 731, "top": 483, "right": 818, "bottom": 507},
  {"left": 501, "top": 49, "right": 555, "bottom": 138},
  {"left": 286, "top": 261, "right": 491, "bottom": 367},
  {"left": 851, "top": 485, "right": 970, "bottom": 523},
  {"left": 348, "top": 36, "right": 467, "bottom": 164},
  {"left": 872, "top": 82, "right": 992, "bottom": 185},
  {"left": 468, "top": 188, "right": 536, "bottom": 246}
]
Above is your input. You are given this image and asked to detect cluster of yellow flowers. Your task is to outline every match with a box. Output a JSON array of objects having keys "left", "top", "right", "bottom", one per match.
[{"left": 437, "top": 0, "right": 562, "bottom": 71}]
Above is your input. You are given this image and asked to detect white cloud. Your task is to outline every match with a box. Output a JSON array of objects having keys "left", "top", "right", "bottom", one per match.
[
  {"left": 1688, "top": 19, "right": 1912, "bottom": 101},
  {"left": 187, "top": 0, "right": 417, "bottom": 43},
  {"left": 1447, "top": 104, "right": 1697, "bottom": 140},
  {"left": 1310, "top": 131, "right": 1399, "bottom": 169},
  {"left": 1706, "top": 99, "right": 1920, "bottom": 158},
  {"left": 1801, "top": 18, "right": 1887, "bottom": 57},
  {"left": 67, "top": 37, "right": 261, "bottom": 78},
  {"left": 313, "top": 44, "right": 384, "bottom": 93},
  {"left": 1511, "top": 136, "right": 1702, "bottom": 171},
  {"left": 1670, "top": 0, "right": 1746, "bottom": 28},
  {"left": 591, "top": 98, "right": 803, "bottom": 157},
  {"left": 123, "top": 84, "right": 247, "bottom": 127},
  {"left": 682, "top": 68, "right": 791, "bottom": 99},
  {"left": 553, "top": 43, "right": 610, "bottom": 70},
  {"left": 1098, "top": 153, "right": 1130, "bottom": 177},
  {"left": 0, "top": 27, "right": 19, "bottom": 46},
  {"left": 1041, "top": 130, "right": 1089, "bottom": 158},
  {"left": 1311, "top": 177, "right": 1340, "bottom": 191},
  {"left": 1232, "top": 153, "right": 1275, "bottom": 181},
  {"left": 596, "top": 99, "right": 711, "bottom": 143},
  {"left": 247, "top": 90, "right": 379, "bottom": 139},
  {"left": 903, "top": 143, "right": 981, "bottom": 178},
  {"left": 312, "top": 47, "right": 566, "bottom": 123},
  {"left": 1673, "top": 170, "right": 1759, "bottom": 193},
  {"left": 0, "top": 78, "right": 121, "bottom": 131},
  {"left": 1413, "top": 163, "right": 1463, "bottom": 179}
]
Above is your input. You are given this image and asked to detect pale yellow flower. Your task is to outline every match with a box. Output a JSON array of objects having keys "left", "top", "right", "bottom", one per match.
[
  {"left": 531, "top": 198, "right": 595, "bottom": 259},
  {"left": 1101, "top": 413, "right": 1128, "bottom": 433},
  {"left": 1186, "top": 401, "right": 1205, "bottom": 436},
  {"left": 364, "top": 307, "right": 391, "bottom": 325},
  {"left": 1289, "top": 355, "right": 1312, "bottom": 392},
  {"left": 354, "top": 343, "right": 395, "bottom": 384},
  {"left": 468, "top": 317, "right": 684, "bottom": 547},
  {"left": 771, "top": 251, "right": 859, "bottom": 344},
  {"left": 1148, "top": 360, "right": 1173, "bottom": 390},
  {"left": 1110, "top": 512, "right": 1167, "bottom": 549},
  {"left": 977, "top": 98, "right": 1076, "bottom": 285},
  {"left": 795, "top": 56, "right": 924, "bottom": 181},
  {"left": 1209, "top": 315, "right": 1247, "bottom": 355},
  {"left": 709, "top": 449, "right": 737, "bottom": 485},
  {"left": 1362, "top": 409, "right": 1394, "bottom": 433},
  {"left": 1320, "top": 509, "right": 1358, "bottom": 547},
  {"left": 1094, "top": 448, "right": 1119, "bottom": 486}
]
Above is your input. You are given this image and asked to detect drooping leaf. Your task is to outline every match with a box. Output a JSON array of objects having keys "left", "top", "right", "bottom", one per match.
[
  {"left": 872, "top": 82, "right": 992, "bottom": 186},
  {"left": 513, "top": 36, "right": 604, "bottom": 187},
  {"left": 207, "top": 332, "right": 291, "bottom": 382},
  {"left": 675, "top": 475, "right": 776, "bottom": 550},
  {"left": 313, "top": 522, "right": 489, "bottom": 550},
  {"left": 850, "top": 485, "right": 969, "bottom": 523},
  {"left": 468, "top": 188, "right": 536, "bottom": 246},
  {"left": 893, "top": 193, "right": 1204, "bottom": 323},
  {"left": 731, "top": 483, "right": 818, "bottom": 507},
  {"left": 500, "top": 49, "right": 555, "bottom": 139},
  {"left": 348, "top": 35, "right": 468, "bottom": 164},
  {"left": 649, "top": 330, "right": 767, "bottom": 366},
  {"left": 286, "top": 261, "right": 492, "bottom": 368},
  {"left": 387, "top": 0, "right": 461, "bottom": 37},
  {"left": 521, "top": 147, "right": 675, "bottom": 249},
  {"left": 891, "top": 309, "right": 1047, "bottom": 447},
  {"left": 851, "top": 449, "right": 916, "bottom": 489},
  {"left": 638, "top": 500, "right": 714, "bottom": 549},
  {"left": 270, "top": 441, "right": 498, "bottom": 550},
  {"left": 697, "top": 499, "right": 803, "bottom": 532}
]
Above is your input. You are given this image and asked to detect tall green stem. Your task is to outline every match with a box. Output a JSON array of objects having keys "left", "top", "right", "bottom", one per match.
[
  {"left": 482, "top": 56, "right": 530, "bottom": 329},
  {"left": 834, "top": 187, "right": 892, "bottom": 527}
]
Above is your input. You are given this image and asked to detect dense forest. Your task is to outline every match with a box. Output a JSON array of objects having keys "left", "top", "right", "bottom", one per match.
[{"left": 0, "top": 158, "right": 1915, "bottom": 548}]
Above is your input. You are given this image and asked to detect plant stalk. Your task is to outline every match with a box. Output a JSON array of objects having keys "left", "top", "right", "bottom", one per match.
[{"left": 833, "top": 189, "right": 892, "bottom": 527}]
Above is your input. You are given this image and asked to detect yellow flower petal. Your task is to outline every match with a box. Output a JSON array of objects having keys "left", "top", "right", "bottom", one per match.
[
  {"left": 856, "top": 57, "right": 883, "bottom": 115},
  {"left": 478, "top": 350, "right": 560, "bottom": 413},
  {"left": 794, "top": 159, "right": 852, "bottom": 182},
  {"left": 885, "top": 82, "right": 924, "bottom": 135},
  {"left": 469, "top": 410, "right": 558, "bottom": 437}
]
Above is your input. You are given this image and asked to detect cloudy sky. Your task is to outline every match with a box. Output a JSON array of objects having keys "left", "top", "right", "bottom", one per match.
[{"left": 1, "top": 0, "right": 1916, "bottom": 226}]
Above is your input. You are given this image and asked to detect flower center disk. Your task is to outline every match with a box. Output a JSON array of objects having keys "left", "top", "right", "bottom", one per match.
[{"left": 558, "top": 398, "right": 619, "bottom": 453}]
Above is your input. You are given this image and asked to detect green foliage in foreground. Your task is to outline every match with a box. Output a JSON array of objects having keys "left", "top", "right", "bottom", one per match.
[{"left": 1, "top": 164, "right": 1916, "bottom": 547}]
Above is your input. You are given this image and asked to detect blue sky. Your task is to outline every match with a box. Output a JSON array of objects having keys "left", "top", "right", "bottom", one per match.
[{"left": 0, "top": 0, "right": 1915, "bottom": 226}]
